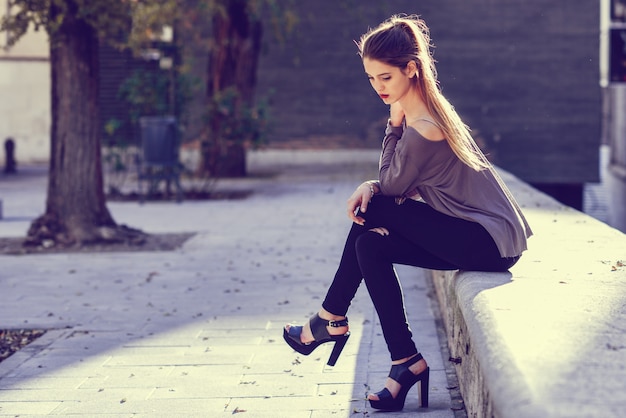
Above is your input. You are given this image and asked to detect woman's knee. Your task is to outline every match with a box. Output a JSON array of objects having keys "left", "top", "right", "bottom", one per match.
[{"left": 355, "top": 230, "right": 387, "bottom": 259}]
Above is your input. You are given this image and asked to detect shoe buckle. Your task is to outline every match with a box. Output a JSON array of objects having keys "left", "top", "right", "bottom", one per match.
[{"left": 328, "top": 318, "right": 348, "bottom": 328}]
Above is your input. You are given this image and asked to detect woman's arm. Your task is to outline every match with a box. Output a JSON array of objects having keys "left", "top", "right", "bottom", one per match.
[
  {"left": 346, "top": 180, "right": 379, "bottom": 225},
  {"left": 378, "top": 122, "right": 421, "bottom": 196}
]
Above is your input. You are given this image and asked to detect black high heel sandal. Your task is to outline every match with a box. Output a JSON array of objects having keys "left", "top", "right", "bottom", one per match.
[
  {"left": 283, "top": 314, "right": 350, "bottom": 366},
  {"left": 369, "top": 352, "right": 430, "bottom": 411}
]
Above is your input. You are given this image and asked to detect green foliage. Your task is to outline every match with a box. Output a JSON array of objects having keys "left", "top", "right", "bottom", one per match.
[
  {"left": 104, "top": 118, "right": 123, "bottom": 141},
  {"left": 126, "top": 0, "right": 297, "bottom": 56},
  {"left": 0, "top": 0, "right": 47, "bottom": 47},
  {"left": 118, "top": 70, "right": 171, "bottom": 122},
  {"left": 204, "top": 86, "right": 271, "bottom": 148},
  {"left": 126, "top": 0, "right": 179, "bottom": 53},
  {"left": 0, "top": 0, "right": 137, "bottom": 48},
  {"left": 117, "top": 66, "right": 198, "bottom": 126}
]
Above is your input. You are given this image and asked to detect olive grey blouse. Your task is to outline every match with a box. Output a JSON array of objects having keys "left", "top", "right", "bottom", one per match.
[{"left": 377, "top": 122, "right": 532, "bottom": 258}]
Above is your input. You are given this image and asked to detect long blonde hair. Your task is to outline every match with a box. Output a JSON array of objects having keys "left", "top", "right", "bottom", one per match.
[{"left": 358, "top": 15, "right": 488, "bottom": 171}]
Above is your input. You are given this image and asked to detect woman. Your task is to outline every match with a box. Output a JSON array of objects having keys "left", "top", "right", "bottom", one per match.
[{"left": 283, "top": 14, "right": 532, "bottom": 412}]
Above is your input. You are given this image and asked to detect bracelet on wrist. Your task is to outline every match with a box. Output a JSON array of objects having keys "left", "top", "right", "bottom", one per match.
[{"left": 365, "top": 181, "right": 378, "bottom": 198}]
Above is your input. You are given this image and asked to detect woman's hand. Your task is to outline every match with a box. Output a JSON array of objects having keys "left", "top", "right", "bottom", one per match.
[
  {"left": 389, "top": 102, "right": 405, "bottom": 127},
  {"left": 347, "top": 183, "right": 374, "bottom": 225}
]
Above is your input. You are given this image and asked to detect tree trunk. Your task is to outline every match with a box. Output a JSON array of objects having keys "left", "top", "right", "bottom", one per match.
[
  {"left": 201, "top": 0, "right": 262, "bottom": 177},
  {"left": 26, "top": 2, "right": 141, "bottom": 247}
]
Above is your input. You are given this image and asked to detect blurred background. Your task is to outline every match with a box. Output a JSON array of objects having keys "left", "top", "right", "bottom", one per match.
[{"left": 2, "top": 0, "right": 626, "bottom": 232}]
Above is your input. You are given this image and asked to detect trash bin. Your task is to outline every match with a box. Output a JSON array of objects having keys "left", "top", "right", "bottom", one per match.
[
  {"left": 139, "top": 116, "right": 178, "bottom": 166},
  {"left": 137, "top": 116, "right": 183, "bottom": 202}
]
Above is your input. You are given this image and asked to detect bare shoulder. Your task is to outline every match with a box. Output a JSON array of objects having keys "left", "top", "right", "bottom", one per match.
[{"left": 406, "top": 119, "right": 445, "bottom": 142}]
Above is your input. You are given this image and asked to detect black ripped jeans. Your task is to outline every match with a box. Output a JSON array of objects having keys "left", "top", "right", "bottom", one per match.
[{"left": 322, "top": 195, "right": 519, "bottom": 361}]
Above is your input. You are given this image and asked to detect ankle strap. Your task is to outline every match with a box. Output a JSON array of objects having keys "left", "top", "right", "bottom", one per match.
[
  {"left": 389, "top": 352, "right": 424, "bottom": 381},
  {"left": 309, "top": 314, "right": 349, "bottom": 342},
  {"left": 328, "top": 318, "right": 349, "bottom": 327}
]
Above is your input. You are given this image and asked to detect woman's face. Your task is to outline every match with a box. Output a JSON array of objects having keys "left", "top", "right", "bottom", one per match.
[{"left": 363, "top": 57, "right": 415, "bottom": 105}]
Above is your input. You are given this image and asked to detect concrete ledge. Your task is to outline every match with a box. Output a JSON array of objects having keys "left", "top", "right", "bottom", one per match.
[{"left": 430, "top": 170, "right": 626, "bottom": 418}]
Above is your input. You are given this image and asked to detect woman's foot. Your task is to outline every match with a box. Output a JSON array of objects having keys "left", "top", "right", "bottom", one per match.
[
  {"left": 283, "top": 309, "right": 350, "bottom": 366},
  {"left": 284, "top": 308, "right": 349, "bottom": 344},
  {"left": 367, "top": 353, "right": 430, "bottom": 411},
  {"left": 368, "top": 354, "right": 428, "bottom": 401}
]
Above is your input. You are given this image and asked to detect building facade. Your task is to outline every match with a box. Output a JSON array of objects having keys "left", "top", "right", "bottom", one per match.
[{"left": 0, "top": 1, "right": 50, "bottom": 166}]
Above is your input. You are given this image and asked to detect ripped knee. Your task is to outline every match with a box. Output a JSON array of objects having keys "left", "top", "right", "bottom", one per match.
[{"left": 368, "top": 227, "right": 389, "bottom": 236}]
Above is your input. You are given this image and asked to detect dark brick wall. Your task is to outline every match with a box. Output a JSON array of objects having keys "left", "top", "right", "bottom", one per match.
[{"left": 256, "top": 1, "right": 601, "bottom": 184}]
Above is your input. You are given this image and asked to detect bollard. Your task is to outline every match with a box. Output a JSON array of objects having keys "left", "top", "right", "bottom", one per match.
[{"left": 4, "top": 137, "right": 16, "bottom": 174}]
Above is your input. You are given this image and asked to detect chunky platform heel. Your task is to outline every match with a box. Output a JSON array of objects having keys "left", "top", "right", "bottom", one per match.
[
  {"left": 283, "top": 314, "right": 350, "bottom": 366},
  {"left": 369, "top": 352, "right": 430, "bottom": 411}
]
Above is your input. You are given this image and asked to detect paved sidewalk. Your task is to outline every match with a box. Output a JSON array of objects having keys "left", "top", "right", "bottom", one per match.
[{"left": 0, "top": 151, "right": 459, "bottom": 417}]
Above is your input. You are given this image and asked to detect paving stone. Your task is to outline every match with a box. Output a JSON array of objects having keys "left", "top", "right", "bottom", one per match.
[{"left": 0, "top": 401, "right": 62, "bottom": 415}]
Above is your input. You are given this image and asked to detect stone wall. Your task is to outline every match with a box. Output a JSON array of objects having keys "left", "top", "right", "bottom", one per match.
[{"left": 428, "top": 168, "right": 626, "bottom": 417}]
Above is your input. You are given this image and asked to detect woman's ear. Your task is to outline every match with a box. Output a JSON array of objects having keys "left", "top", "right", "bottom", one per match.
[{"left": 405, "top": 61, "right": 418, "bottom": 78}]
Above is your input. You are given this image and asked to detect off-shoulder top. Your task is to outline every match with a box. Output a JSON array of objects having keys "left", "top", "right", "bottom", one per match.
[{"left": 377, "top": 121, "right": 532, "bottom": 258}]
